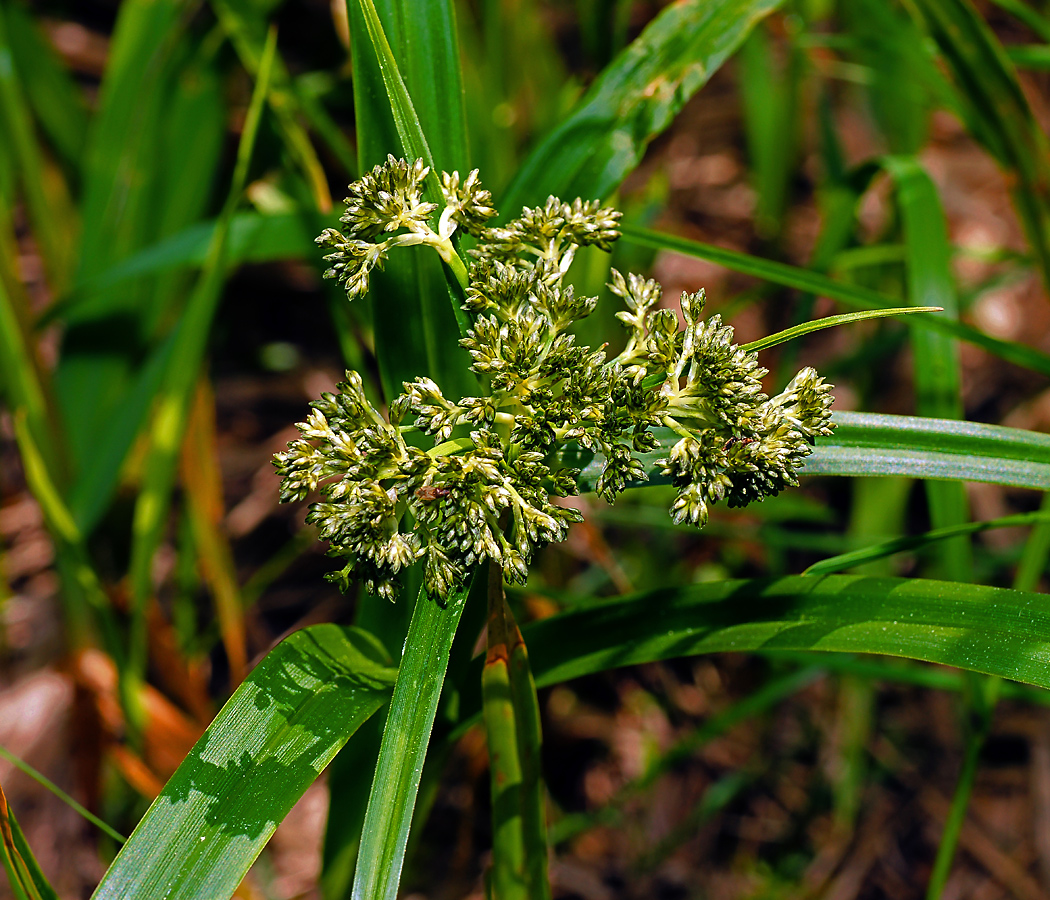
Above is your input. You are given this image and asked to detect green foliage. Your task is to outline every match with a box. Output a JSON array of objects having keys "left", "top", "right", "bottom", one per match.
[{"left": 3, "top": 1, "right": 1050, "bottom": 898}]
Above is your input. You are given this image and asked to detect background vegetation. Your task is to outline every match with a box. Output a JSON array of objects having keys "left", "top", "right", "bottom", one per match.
[{"left": 4, "top": 0, "right": 1050, "bottom": 897}]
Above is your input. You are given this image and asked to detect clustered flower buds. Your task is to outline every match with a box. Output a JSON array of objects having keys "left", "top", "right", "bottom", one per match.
[{"left": 275, "top": 157, "right": 834, "bottom": 600}]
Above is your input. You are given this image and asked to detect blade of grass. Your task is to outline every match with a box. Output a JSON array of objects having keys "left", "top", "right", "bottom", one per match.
[
  {"left": 11, "top": 413, "right": 122, "bottom": 660},
  {"left": 742, "top": 306, "right": 941, "bottom": 352},
  {"left": 90, "top": 624, "right": 396, "bottom": 900},
  {"left": 516, "top": 575, "right": 1050, "bottom": 692},
  {"left": 739, "top": 20, "right": 803, "bottom": 237},
  {"left": 351, "top": 578, "right": 471, "bottom": 900},
  {"left": 501, "top": 0, "right": 785, "bottom": 211},
  {"left": 354, "top": 0, "right": 435, "bottom": 188},
  {"left": 926, "top": 675, "right": 1001, "bottom": 899},
  {"left": 0, "top": 273, "right": 66, "bottom": 486},
  {"left": 3, "top": 1, "right": 89, "bottom": 175},
  {"left": 211, "top": 0, "right": 334, "bottom": 211},
  {"left": 885, "top": 154, "right": 971, "bottom": 579},
  {"left": 0, "top": 745, "right": 124, "bottom": 844},
  {"left": 180, "top": 379, "right": 247, "bottom": 685},
  {"left": 802, "top": 412, "right": 1050, "bottom": 488},
  {"left": 58, "top": 1, "right": 224, "bottom": 471},
  {"left": 905, "top": 0, "right": 1050, "bottom": 293},
  {"left": 348, "top": 0, "right": 474, "bottom": 400},
  {"left": 0, "top": 3, "right": 76, "bottom": 291},
  {"left": 989, "top": 0, "right": 1050, "bottom": 43},
  {"left": 1013, "top": 494, "right": 1050, "bottom": 591},
  {"left": 805, "top": 509, "right": 1050, "bottom": 576},
  {"left": 618, "top": 222, "right": 1050, "bottom": 377},
  {"left": 0, "top": 781, "right": 58, "bottom": 900},
  {"left": 125, "top": 26, "right": 277, "bottom": 731}
]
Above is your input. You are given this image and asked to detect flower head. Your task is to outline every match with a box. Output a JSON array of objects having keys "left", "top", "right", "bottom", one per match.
[{"left": 277, "top": 159, "right": 835, "bottom": 600}]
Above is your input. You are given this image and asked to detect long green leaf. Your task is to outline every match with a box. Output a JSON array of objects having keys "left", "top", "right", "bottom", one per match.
[
  {"left": 348, "top": 0, "right": 473, "bottom": 400},
  {"left": 58, "top": 0, "right": 225, "bottom": 472},
  {"left": 125, "top": 26, "right": 276, "bottom": 726},
  {"left": 906, "top": 0, "right": 1050, "bottom": 291},
  {"left": 2, "top": 1, "right": 89, "bottom": 174},
  {"left": 0, "top": 4, "right": 76, "bottom": 290},
  {"left": 741, "top": 306, "right": 940, "bottom": 352},
  {"left": 886, "top": 155, "right": 972, "bottom": 580},
  {"left": 576, "top": 411, "right": 1050, "bottom": 494},
  {"left": 0, "top": 782, "right": 59, "bottom": 900},
  {"left": 351, "top": 581, "right": 470, "bottom": 900},
  {"left": 501, "top": 0, "right": 784, "bottom": 211},
  {"left": 619, "top": 222, "right": 1050, "bottom": 377},
  {"left": 517, "top": 575, "right": 1050, "bottom": 691},
  {"left": 0, "top": 745, "right": 124, "bottom": 843},
  {"left": 91, "top": 625, "right": 396, "bottom": 900},
  {"left": 802, "top": 412, "right": 1050, "bottom": 489},
  {"left": 210, "top": 0, "right": 335, "bottom": 211}
]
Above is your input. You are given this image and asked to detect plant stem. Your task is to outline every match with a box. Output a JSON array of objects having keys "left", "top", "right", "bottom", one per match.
[{"left": 351, "top": 576, "right": 471, "bottom": 900}]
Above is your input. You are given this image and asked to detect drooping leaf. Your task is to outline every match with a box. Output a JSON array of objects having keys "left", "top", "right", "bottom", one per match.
[
  {"left": 501, "top": 0, "right": 784, "bottom": 211},
  {"left": 518, "top": 575, "right": 1050, "bottom": 691},
  {"left": 91, "top": 625, "right": 396, "bottom": 900}
]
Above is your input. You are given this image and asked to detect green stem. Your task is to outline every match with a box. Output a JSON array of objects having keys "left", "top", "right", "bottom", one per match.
[
  {"left": 925, "top": 675, "right": 1000, "bottom": 900},
  {"left": 351, "top": 575, "right": 471, "bottom": 900}
]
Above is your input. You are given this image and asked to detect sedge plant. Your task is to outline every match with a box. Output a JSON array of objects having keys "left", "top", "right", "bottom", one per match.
[
  {"left": 272, "top": 155, "right": 840, "bottom": 896},
  {"left": 274, "top": 156, "right": 836, "bottom": 604}
]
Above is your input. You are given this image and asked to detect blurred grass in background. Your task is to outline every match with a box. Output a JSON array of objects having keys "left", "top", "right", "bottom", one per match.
[{"left": 4, "top": 0, "right": 1050, "bottom": 897}]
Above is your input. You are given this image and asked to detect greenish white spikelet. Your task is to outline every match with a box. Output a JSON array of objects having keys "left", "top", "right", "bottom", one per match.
[{"left": 276, "top": 159, "right": 835, "bottom": 600}]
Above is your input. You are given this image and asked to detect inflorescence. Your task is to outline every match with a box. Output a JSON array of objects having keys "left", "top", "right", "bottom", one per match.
[{"left": 274, "top": 156, "right": 834, "bottom": 601}]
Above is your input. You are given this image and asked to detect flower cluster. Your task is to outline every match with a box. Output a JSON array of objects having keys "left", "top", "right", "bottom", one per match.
[{"left": 275, "top": 157, "right": 834, "bottom": 600}]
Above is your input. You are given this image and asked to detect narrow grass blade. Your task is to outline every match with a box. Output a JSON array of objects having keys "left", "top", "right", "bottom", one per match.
[
  {"left": 741, "top": 306, "right": 940, "bottom": 352},
  {"left": 925, "top": 675, "right": 1001, "bottom": 899},
  {"left": 907, "top": 0, "right": 1050, "bottom": 292},
  {"left": 11, "top": 414, "right": 122, "bottom": 660},
  {"left": 0, "top": 745, "right": 124, "bottom": 843},
  {"left": 91, "top": 624, "right": 396, "bottom": 900},
  {"left": 802, "top": 411, "right": 1050, "bottom": 489},
  {"left": 989, "top": 0, "right": 1050, "bottom": 43},
  {"left": 2, "top": 1, "right": 89, "bottom": 174},
  {"left": 501, "top": 0, "right": 784, "bottom": 211},
  {"left": 886, "top": 155, "right": 971, "bottom": 578},
  {"left": 0, "top": 273, "right": 65, "bottom": 485},
  {"left": 805, "top": 510, "right": 1050, "bottom": 576},
  {"left": 0, "top": 782, "right": 58, "bottom": 900},
  {"left": 483, "top": 591, "right": 527, "bottom": 900},
  {"left": 211, "top": 0, "right": 334, "bottom": 211},
  {"left": 739, "top": 22, "right": 802, "bottom": 236},
  {"left": 354, "top": 0, "right": 436, "bottom": 185},
  {"left": 351, "top": 580, "right": 470, "bottom": 900},
  {"left": 125, "top": 26, "right": 277, "bottom": 724},
  {"left": 348, "top": 0, "right": 474, "bottom": 399},
  {"left": 516, "top": 575, "right": 1050, "bottom": 692},
  {"left": 0, "top": 4, "right": 76, "bottom": 290},
  {"left": 618, "top": 223, "right": 1050, "bottom": 377},
  {"left": 1005, "top": 44, "right": 1050, "bottom": 68},
  {"left": 59, "top": 1, "right": 224, "bottom": 468},
  {"left": 180, "top": 380, "right": 247, "bottom": 684}
]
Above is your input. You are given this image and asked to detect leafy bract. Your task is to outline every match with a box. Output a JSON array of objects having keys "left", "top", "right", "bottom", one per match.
[{"left": 91, "top": 625, "right": 396, "bottom": 900}]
